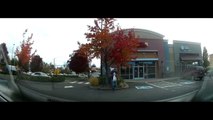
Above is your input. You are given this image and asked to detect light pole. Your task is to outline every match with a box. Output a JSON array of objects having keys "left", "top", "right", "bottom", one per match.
[
  {"left": 53, "top": 58, "right": 56, "bottom": 69},
  {"left": 12, "top": 44, "right": 15, "bottom": 65},
  {"left": 11, "top": 44, "right": 15, "bottom": 71},
  {"left": 29, "top": 58, "right": 31, "bottom": 72}
]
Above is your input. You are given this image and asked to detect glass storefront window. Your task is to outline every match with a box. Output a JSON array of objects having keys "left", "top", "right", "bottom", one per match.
[{"left": 120, "top": 61, "right": 157, "bottom": 79}]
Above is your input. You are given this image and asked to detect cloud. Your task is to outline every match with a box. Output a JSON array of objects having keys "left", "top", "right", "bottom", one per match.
[{"left": 2, "top": 18, "right": 213, "bottom": 67}]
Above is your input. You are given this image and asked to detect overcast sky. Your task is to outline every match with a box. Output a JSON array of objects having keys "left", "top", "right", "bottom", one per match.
[{"left": 1, "top": 18, "right": 213, "bottom": 68}]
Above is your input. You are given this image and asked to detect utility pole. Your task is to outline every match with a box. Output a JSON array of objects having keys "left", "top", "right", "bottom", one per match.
[
  {"left": 13, "top": 44, "right": 15, "bottom": 65},
  {"left": 54, "top": 58, "right": 56, "bottom": 69},
  {"left": 11, "top": 44, "right": 15, "bottom": 71},
  {"left": 29, "top": 58, "right": 31, "bottom": 72}
]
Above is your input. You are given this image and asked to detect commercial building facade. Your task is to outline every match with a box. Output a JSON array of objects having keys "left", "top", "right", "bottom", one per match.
[
  {"left": 120, "top": 29, "right": 202, "bottom": 80},
  {"left": 120, "top": 29, "right": 168, "bottom": 79},
  {"left": 172, "top": 40, "right": 202, "bottom": 76},
  {"left": 209, "top": 54, "right": 213, "bottom": 66}
]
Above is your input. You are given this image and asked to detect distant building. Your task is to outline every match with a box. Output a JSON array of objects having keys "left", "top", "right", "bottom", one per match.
[
  {"left": 172, "top": 40, "right": 202, "bottom": 76},
  {"left": 107, "top": 28, "right": 203, "bottom": 80},
  {"left": 168, "top": 44, "right": 175, "bottom": 75},
  {"left": 209, "top": 54, "right": 213, "bottom": 66},
  {"left": 120, "top": 28, "right": 166, "bottom": 79}
]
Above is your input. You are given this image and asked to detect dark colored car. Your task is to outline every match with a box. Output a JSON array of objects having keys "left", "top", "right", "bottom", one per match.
[{"left": 185, "top": 66, "right": 206, "bottom": 80}]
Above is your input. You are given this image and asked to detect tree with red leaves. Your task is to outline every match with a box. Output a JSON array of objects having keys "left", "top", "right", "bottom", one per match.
[
  {"left": 83, "top": 18, "right": 116, "bottom": 84},
  {"left": 78, "top": 18, "right": 147, "bottom": 85},
  {"left": 15, "top": 29, "right": 37, "bottom": 72},
  {"left": 30, "top": 55, "right": 43, "bottom": 72},
  {"left": 68, "top": 48, "right": 89, "bottom": 74},
  {"left": 110, "top": 29, "right": 148, "bottom": 77}
]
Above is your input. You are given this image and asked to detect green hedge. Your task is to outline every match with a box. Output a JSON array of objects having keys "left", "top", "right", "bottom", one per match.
[
  {"left": 0, "top": 73, "right": 17, "bottom": 80},
  {"left": 51, "top": 75, "right": 66, "bottom": 82},
  {"left": 16, "top": 74, "right": 65, "bottom": 82}
]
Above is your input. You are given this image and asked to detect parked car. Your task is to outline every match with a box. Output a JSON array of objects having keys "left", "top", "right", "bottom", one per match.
[
  {"left": 31, "top": 72, "right": 51, "bottom": 78},
  {"left": 184, "top": 66, "right": 206, "bottom": 80},
  {"left": 78, "top": 73, "right": 87, "bottom": 78},
  {"left": 1, "top": 65, "right": 17, "bottom": 75}
]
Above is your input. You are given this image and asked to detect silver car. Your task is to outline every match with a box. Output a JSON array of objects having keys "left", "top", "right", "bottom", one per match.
[{"left": 31, "top": 72, "right": 51, "bottom": 78}]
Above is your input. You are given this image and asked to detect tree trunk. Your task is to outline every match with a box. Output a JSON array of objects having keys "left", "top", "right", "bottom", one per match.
[
  {"left": 103, "top": 54, "right": 111, "bottom": 86},
  {"left": 117, "top": 65, "right": 121, "bottom": 80}
]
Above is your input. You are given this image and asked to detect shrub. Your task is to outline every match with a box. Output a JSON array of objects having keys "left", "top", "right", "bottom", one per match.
[
  {"left": 50, "top": 75, "right": 65, "bottom": 82},
  {"left": 98, "top": 76, "right": 107, "bottom": 85},
  {"left": 16, "top": 73, "right": 65, "bottom": 82},
  {"left": 117, "top": 77, "right": 124, "bottom": 85},
  {"left": 89, "top": 77, "right": 99, "bottom": 86},
  {"left": 117, "top": 77, "right": 129, "bottom": 88}
]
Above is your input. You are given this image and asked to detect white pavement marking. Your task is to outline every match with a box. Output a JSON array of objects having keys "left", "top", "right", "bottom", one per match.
[
  {"left": 146, "top": 81, "right": 182, "bottom": 89},
  {"left": 135, "top": 86, "right": 153, "bottom": 89},
  {"left": 64, "top": 86, "right": 74, "bottom": 88},
  {"left": 77, "top": 82, "right": 84, "bottom": 84},
  {"left": 147, "top": 82, "right": 164, "bottom": 88},
  {"left": 179, "top": 81, "right": 195, "bottom": 85},
  {"left": 70, "top": 81, "right": 77, "bottom": 84},
  {"left": 69, "top": 81, "right": 90, "bottom": 85},
  {"left": 84, "top": 82, "right": 90, "bottom": 84},
  {"left": 163, "top": 81, "right": 182, "bottom": 87}
]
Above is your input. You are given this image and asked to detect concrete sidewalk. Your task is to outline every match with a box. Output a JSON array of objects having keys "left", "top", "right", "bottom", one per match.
[{"left": 124, "top": 77, "right": 181, "bottom": 83}]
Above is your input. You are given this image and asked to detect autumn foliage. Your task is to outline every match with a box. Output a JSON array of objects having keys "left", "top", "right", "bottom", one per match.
[
  {"left": 30, "top": 55, "right": 43, "bottom": 72},
  {"left": 76, "top": 18, "right": 147, "bottom": 84},
  {"left": 16, "top": 29, "right": 37, "bottom": 71},
  {"left": 68, "top": 49, "right": 89, "bottom": 74}
]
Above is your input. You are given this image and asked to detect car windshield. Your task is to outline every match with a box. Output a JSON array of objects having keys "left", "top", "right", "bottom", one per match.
[{"left": 0, "top": 18, "right": 213, "bottom": 102}]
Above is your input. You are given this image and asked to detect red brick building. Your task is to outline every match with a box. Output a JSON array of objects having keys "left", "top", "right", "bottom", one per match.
[{"left": 120, "top": 28, "right": 167, "bottom": 79}]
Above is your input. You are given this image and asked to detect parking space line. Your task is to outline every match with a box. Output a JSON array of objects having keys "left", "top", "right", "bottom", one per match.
[
  {"left": 77, "top": 82, "right": 84, "bottom": 84},
  {"left": 135, "top": 86, "right": 153, "bottom": 90},
  {"left": 70, "top": 81, "right": 77, "bottom": 84},
  {"left": 179, "top": 81, "right": 195, "bottom": 85},
  {"left": 64, "top": 86, "right": 74, "bottom": 88},
  {"left": 146, "top": 81, "right": 182, "bottom": 89},
  {"left": 84, "top": 82, "right": 90, "bottom": 84}
]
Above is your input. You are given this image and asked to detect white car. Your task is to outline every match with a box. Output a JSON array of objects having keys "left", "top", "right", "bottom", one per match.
[
  {"left": 31, "top": 72, "right": 51, "bottom": 78},
  {"left": 91, "top": 72, "right": 100, "bottom": 77},
  {"left": 78, "top": 73, "right": 87, "bottom": 78}
]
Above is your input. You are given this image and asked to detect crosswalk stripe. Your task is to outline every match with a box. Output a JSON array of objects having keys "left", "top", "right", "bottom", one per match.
[
  {"left": 70, "top": 81, "right": 77, "bottom": 84},
  {"left": 84, "top": 82, "right": 90, "bottom": 84},
  {"left": 179, "top": 81, "right": 195, "bottom": 85},
  {"left": 147, "top": 81, "right": 182, "bottom": 88},
  {"left": 77, "top": 82, "right": 83, "bottom": 84},
  {"left": 64, "top": 86, "right": 74, "bottom": 88},
  {"left": 135, "top": 86, "right": 153, "bottom": 89}
]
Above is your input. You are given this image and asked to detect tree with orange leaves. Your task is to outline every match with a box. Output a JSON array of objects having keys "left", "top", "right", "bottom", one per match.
[
  {"left": 78, "top": 18, "right": 147, "bottom": 85},
  {"left": 83, "top": 18, "right": 116, "bottom": 84},
  {"left": 15, "top": 29, "right": 37, "bottom": 72},
  {"left": 110, "top": 29, "right": 148, "bottom": 78}
]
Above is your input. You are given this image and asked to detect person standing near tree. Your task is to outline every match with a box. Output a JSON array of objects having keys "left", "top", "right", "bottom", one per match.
[{"left": 112, "top": 70, "right": 117, "bottom": 91}]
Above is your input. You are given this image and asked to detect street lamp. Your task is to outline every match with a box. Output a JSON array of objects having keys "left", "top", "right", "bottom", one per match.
[
  {"left": 29, "top": 58, "right": 31, "bottom": 72},
  {"left": 53, "top": 58, "right": 56, "bottom": 69},
  {"left": 12, "top": 44, "right": 15, "bottom": 65},
  {"left": 11, "top": 44, "right": 15, "bottom": 71}
]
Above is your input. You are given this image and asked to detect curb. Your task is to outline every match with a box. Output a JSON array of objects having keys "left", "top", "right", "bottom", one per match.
[{"left": 155, "top": 90, "right": 199, "bottom": 102}]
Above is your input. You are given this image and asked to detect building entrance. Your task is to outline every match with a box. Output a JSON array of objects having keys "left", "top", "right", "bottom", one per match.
[{"left": 133, "top": 65, "right": 144, "bottom": 79}]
